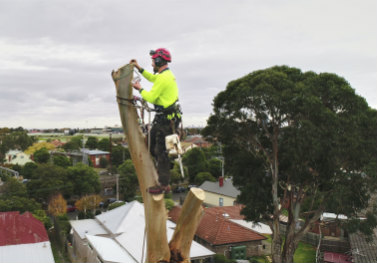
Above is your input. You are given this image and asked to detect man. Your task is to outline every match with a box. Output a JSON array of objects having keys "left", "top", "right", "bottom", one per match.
[{"left": 130, "top": 48, "right": 181, "bottom": 194}]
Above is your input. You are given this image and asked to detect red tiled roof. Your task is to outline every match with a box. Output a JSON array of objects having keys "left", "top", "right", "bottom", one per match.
[
  {"left": 0, "top": 211, "right": 49, "bottom": 246},
  {"left": 51, "top": 139, "right": 64, "bottom": 147},
  {"left": 169, "top": 205, "right": 266, "bottom": 245}
]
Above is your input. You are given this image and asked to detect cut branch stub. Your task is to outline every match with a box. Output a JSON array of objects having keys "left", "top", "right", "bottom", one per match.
[{"left": 169, "top": 188, "right": 205, "bottom": 262}]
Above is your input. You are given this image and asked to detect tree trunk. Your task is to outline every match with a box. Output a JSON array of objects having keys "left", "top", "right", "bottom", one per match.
[
  {"left": 112, "top": 64, "right": 204, "bottom": 263},
  {"left": 169, "top": 187, "right": 205, "bottom": 262},
  {"left": 282, "top": 208, "right": 298, "bottom": 263},
  {"left": 271, "top": 134, "right": 282, "bottom": 263},
  {"left": 271, "top": 218, "right": 282, "bottom": 263}
]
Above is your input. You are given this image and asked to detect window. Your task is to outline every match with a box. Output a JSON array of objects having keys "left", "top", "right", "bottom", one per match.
[{"left": 219, "top": 197, "right": 224, "bottom": 206}]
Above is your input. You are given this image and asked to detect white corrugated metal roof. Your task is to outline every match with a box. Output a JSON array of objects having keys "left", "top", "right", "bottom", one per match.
[
  {"left": 70, "top": 219, "right": 107, "bottom": 239},
  {"left": 321, "top": 212, "right": 348, "bottom": 220},
  {"left": 81, "top": 148, "right": 109, "bottom": 155},
  {"left": 230, "top": 219, "right": 272, "bottom": 235},
  {"left": 95, "top": 201, "right": 143, "bottom": 234},
  {"left": 71, "top": 201, "right": 214, "bottom": 262},
  {"left": 0, "top": 242, "right": 54, "bottom": 263},
  {"left": 86, "top": 235, "right": 137, "bottom": 263},
  {"left": 113, "top": 202, "right": 215, "bottom": 261}
]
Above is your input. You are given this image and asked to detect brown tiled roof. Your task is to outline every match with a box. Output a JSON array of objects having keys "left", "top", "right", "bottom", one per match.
[{"left": 168, "top": 205, "right": 266, "bottom": 245}]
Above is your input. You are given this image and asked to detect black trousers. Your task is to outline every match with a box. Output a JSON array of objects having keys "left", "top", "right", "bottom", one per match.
[{"left": 149, "top": 114, "right": 180, "bottom": 186}]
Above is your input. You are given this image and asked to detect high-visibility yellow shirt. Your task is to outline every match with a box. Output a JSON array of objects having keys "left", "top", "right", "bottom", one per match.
[{"left": 140, "top": 68, "right": 178, "bottom": 108}]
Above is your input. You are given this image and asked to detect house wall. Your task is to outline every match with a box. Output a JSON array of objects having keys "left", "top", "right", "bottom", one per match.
[
  {"left": 71, "top": 230, "right": 95, "bottom": 263},
  {"left": 5, "top": 152, "right": 32, "bottom": 166},
  {"left": 90, "top": 154, "right": 110, "bottom": 168},
  {"left": 71, "top": 230, "right": 103, "bottom": 263},
  {"left": 204, "top": 191, "right": 236, "bottom": 207},
  {"left": 195, "top": 236, "right": 265, "bottom": 259}
]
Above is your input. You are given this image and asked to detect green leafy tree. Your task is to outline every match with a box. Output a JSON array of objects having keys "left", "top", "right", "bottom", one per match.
[
  {"left": 63, "top": 135, "right": 83, "bottom": 151},
  {"left": 182, "top": 148, "right": 208, "bottom": 183},
  {"left": 0, "top": 128, "right": 35, "bottom": 163},
  {"left": 26, "top": 164, "right": 73, "bottom": 203},
  {"left": 32, "top": 210, "right": 52, "bottom": 229},
  {"left": 85, "top": 136, "right": 98, "bottom": 149},
  {"left": 108, "top": 201, "right": 126, "bottom": 210},
  {"left": 164, "top": 198, "right": 175, "bottom": 211},
  {"left": 21, "top": 162, "right": 38, "bottom": 179},
  {"left": 67, "top": 163, "right": 101, "bottom": 196},
  {"left": 195, "top": 172, "right": 216, "bottom": 186},
  {"left": 118, "top": 160, "right": 139, "bottom": 201},
  {"left": 170, "top": 161, "right": 188, "bottom": 184},
  {"left": 33, "top": 147, "right": 50, "bottom": 163},
  {"left": 203, "top": 66, "right": 377, "bottom": 263},
  {"left": 99, "top": 157, "right": 108, "bottom": 168},
  {"left": 11, "top": 164, "right": 22, "bottom": 174},
  {"left": 0, "top": 196, "right": 42, "bottom": 213},
  {"left": 98, "top": 138, "right": 110, "bottom": 152},
  {"left": 53, "top": 155, "right": 71, "bottom": 168},
  {"left": 207, "top": 158, "right": 223, "bottom": 179},
  {"left": 111, "top": 145, "right": 130, "bottom": 167},
  {"left": 1, "top": 177, "right": 27, "bottom": 198}
]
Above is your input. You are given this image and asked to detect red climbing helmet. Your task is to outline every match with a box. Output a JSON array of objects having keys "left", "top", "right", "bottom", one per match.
[{"left": 149, "top": 48, "right": 172, "bottom": 62}]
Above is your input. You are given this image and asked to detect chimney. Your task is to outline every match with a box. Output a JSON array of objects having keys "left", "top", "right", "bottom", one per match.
[{"left": 219, "top": 176, "right": 224, "bottom": 187}]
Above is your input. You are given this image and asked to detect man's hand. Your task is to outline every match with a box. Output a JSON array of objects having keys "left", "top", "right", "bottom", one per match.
[
  {"left": 132, "top": 81, "right": 142, "bottom": 91},
  {"left": 129, "top": 59, "right": 141, "bottom": 70}
]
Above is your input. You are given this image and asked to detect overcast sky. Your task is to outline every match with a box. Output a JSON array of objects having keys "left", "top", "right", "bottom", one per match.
[{"left": 0, "top": 0, "right": 376, "bottom": 129}]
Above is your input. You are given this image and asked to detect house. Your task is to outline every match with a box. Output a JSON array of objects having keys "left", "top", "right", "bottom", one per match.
[
  {"left": 69, "top": 200, "right": 215, "bottom": 263},
  {"left": 4, "top": 149, "right": 33, "bottom": 166},
  {"left": 169, "top": 205, "right": 267, "bottom": 260},
  {"left": 0, "top": 211, "right": 55, "bottom": 263},
  {"left": 50, "top": 139, "right": 64, "bottom": 148},
  {"left": 199, "top": 177, "right": 240, "bottom": 207},
  {"left": 81, "top": 148, "right": 110, "bottom": 168},
  {"left": 182, "top": 135, "right": 211, "bottom": 152},
  {"left": 310, "top": 212, "right": 348, "bottom": 238}
]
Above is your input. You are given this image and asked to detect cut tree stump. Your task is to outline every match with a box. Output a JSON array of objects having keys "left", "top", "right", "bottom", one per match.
[{"left": 112, "top": 64, "right": 204, "bottom": 263}]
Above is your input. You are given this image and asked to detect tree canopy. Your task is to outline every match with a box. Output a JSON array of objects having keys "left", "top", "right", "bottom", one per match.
[
  {"left": 67, "top": 163, "right": 101, "bottom": 196},
  {"left": 33, "top": 147, "right": 50, "bottom": 163},
  {"left": 85, "top": 136, "right": 98, "bottom": 149},
  {"left": 182, "top": 148, "right": 208, "bottom": 183},
  {"left": 203, "top": 65, "right": 377, "bottom": 263},
  {"left": 118, "top": 159, "right": 139, "bottom": 201},
  {"left": 0, "top": 128, "right": 35, "bottom": 163},
  {"left": 26, "top": 163, "right": 73, "bottom": 202}
]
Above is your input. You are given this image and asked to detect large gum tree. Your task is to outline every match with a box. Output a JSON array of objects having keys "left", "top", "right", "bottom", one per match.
[{"left": 203, "top": 65, "right": 377, "bottom": 263}]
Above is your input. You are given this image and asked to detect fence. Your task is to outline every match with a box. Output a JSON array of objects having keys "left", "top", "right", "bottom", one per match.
[{"left": 279, "top": 223, "right": 350, "bottom": 253}]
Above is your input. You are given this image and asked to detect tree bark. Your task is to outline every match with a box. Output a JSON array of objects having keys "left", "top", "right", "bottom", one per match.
[
  {"left": 169, "top": 188, "right": 205, "bottom": 262},
  {"left": 271, "top": 132, "right": 282, "bottom": 263},
  {"left": 112, "top": 64, "right": 205, "bottom": 263},
  {"left": 112, "top": 64, "right": 170, "bottom": 262}
]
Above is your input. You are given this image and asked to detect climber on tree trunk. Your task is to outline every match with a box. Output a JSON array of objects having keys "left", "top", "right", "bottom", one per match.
[{"left": 130, "top": 48, "right": 182, "bottom": 195}]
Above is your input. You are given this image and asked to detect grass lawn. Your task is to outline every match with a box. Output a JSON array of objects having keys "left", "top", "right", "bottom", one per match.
[
  {"left": 261, "top": 235, "right": 316, "bottom": 263},
  {"left": 293, "top": 241, "right": 316, "bottom": 263}
]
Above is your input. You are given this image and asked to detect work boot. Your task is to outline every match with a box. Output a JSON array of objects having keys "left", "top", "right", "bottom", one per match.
[{"left": 147, "top": 185, "right": 170, "bottom": 195}]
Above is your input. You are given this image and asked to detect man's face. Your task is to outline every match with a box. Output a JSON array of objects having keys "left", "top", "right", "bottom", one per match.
[{"left": 152, "top": 59, "right": 158, "bottom": 73}]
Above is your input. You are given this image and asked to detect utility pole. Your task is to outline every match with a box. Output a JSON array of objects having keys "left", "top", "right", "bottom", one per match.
[
  {"left": 109, "top": 132, "right": 113, "bottom": 171},
  {"left": 116, "top": 174, "right": 119, "bottom": 201}
]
